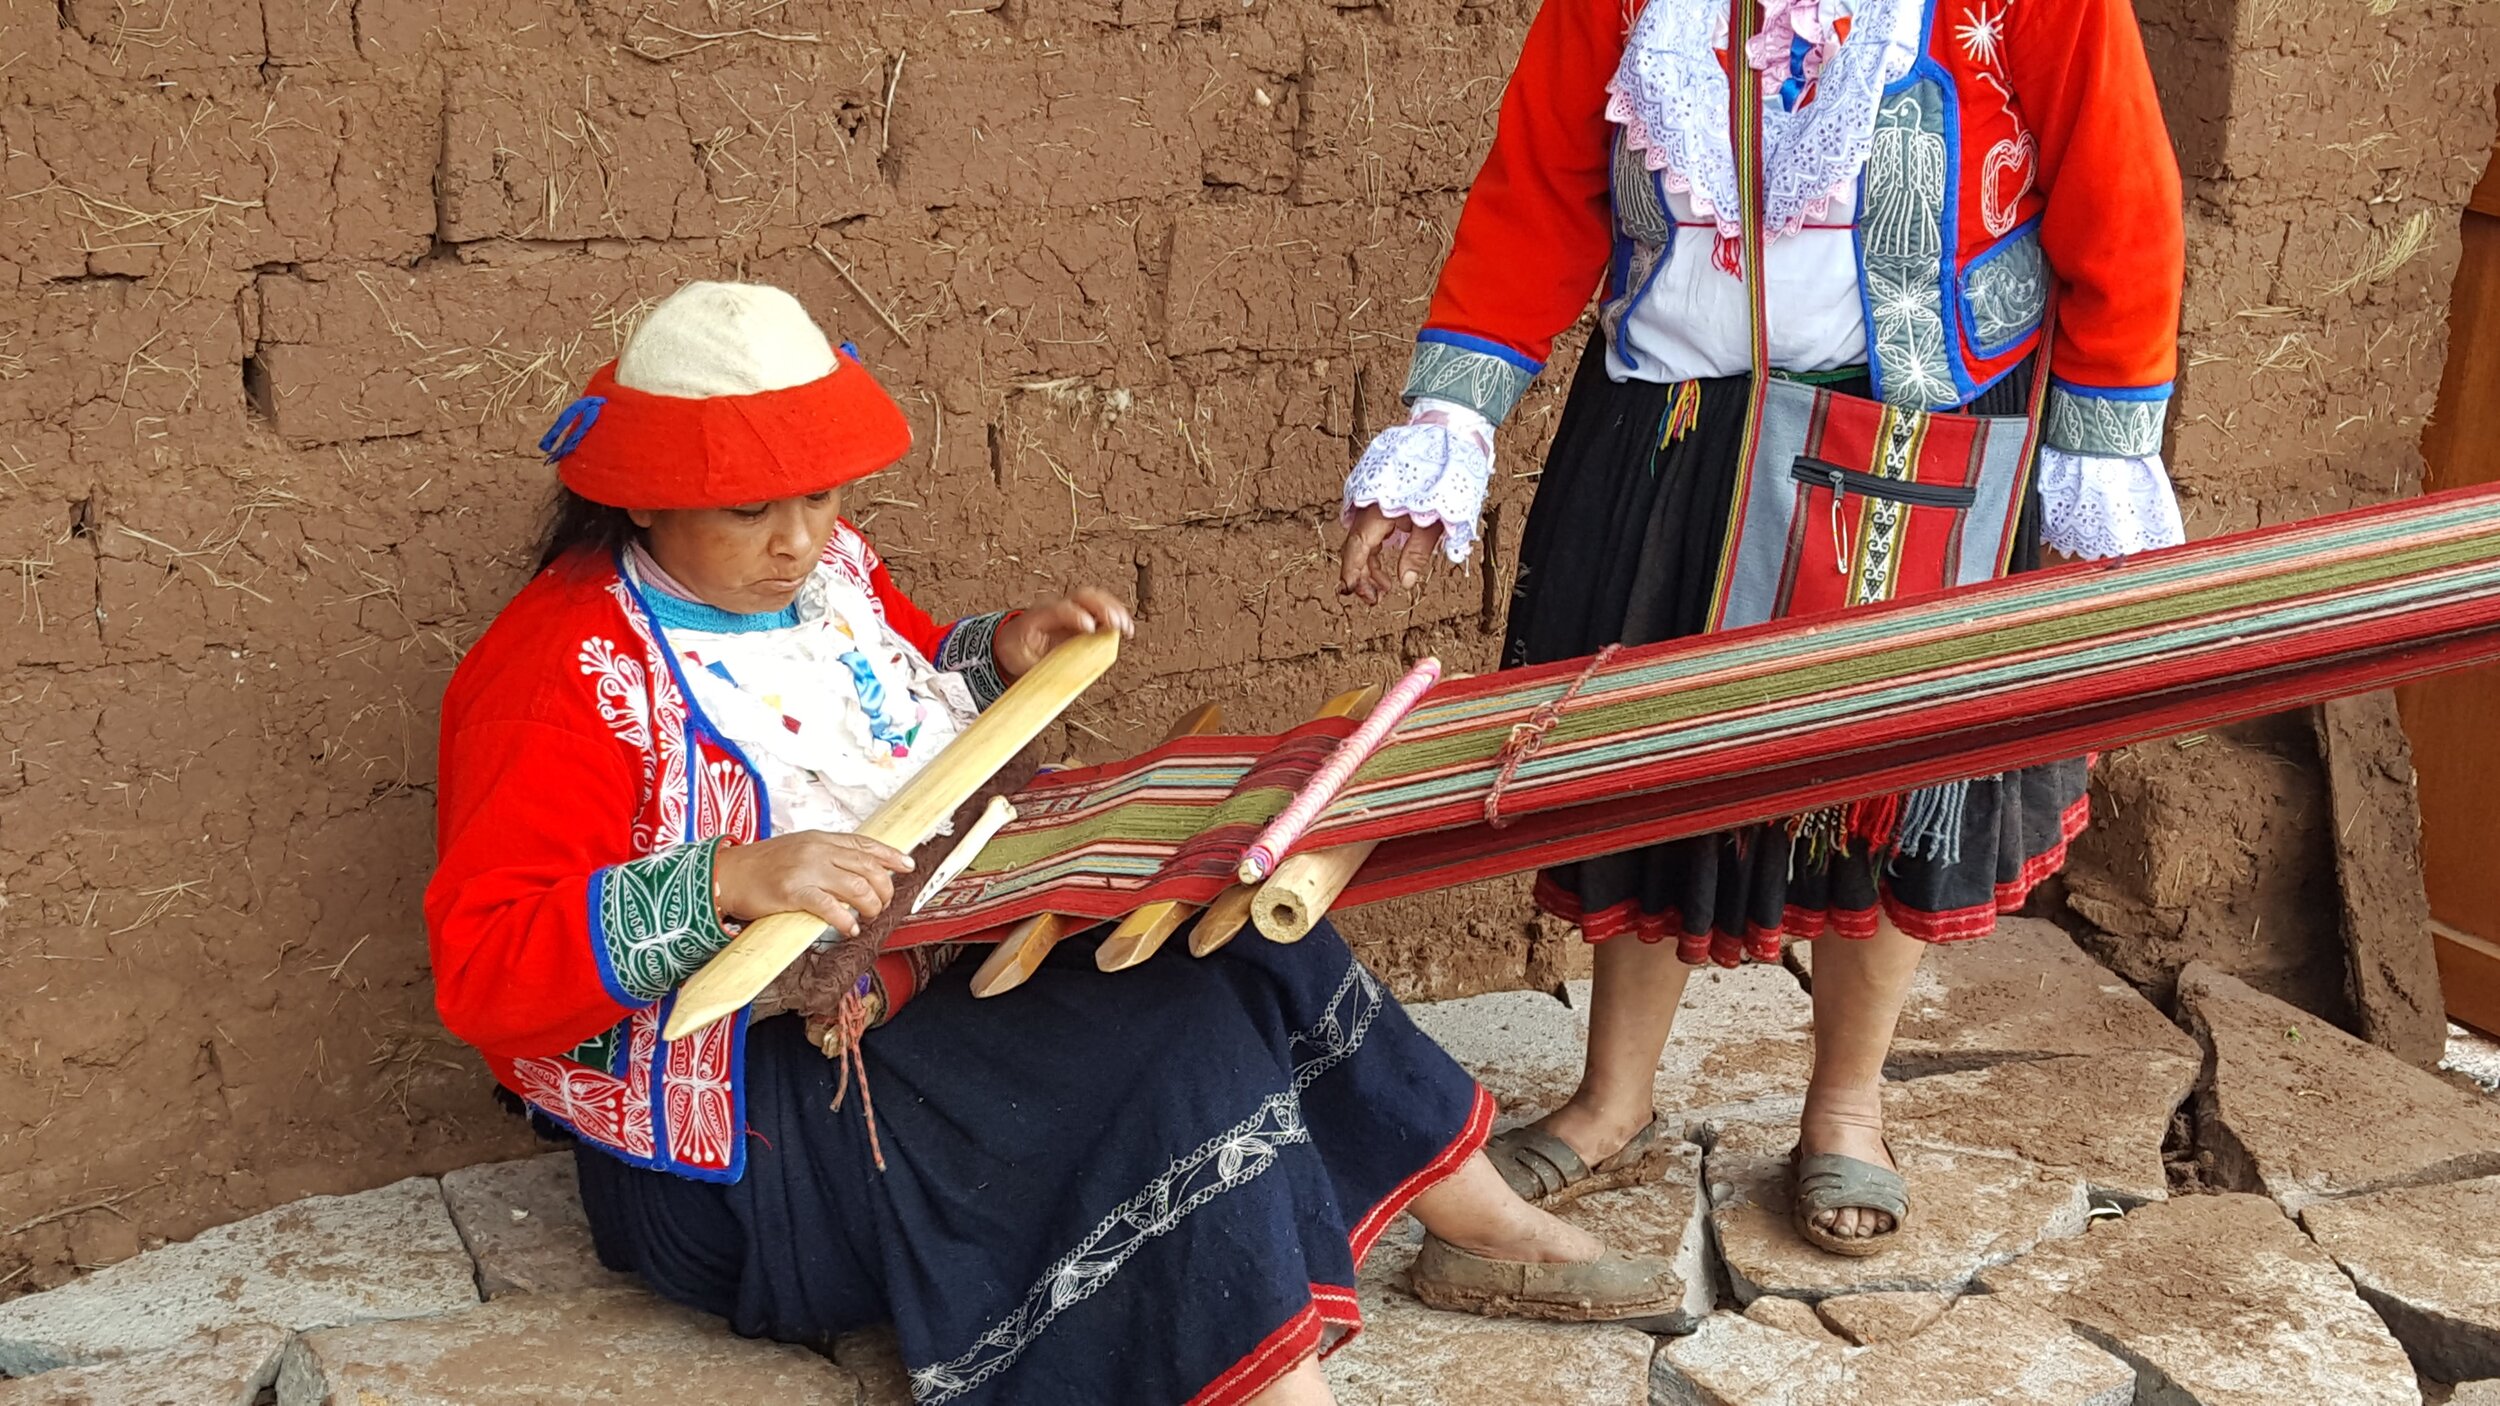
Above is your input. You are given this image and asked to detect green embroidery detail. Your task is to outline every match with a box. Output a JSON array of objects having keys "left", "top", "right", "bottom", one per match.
[
  {"left": 596, "top": 839, "right": 733, "bottom": 1003},
  {"left": 563, "top": 1025, "right": 625, "bottom": 1072}
]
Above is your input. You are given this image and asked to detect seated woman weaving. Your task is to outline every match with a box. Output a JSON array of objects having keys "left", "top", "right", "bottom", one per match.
[{"left": 425, "top": 281, "right": 1683, "bottom": 1406}]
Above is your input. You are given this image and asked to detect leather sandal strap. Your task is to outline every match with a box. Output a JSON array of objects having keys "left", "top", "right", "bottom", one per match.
[
  {"left": 1792, "top": 1152, "right": 1911, "bottom": 1221},
  {"left": 1486, "top": 1126, "right": 1589, "bottom": 1198}
]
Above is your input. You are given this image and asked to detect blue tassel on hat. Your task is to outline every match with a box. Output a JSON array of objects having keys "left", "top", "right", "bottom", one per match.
[{"left": 540, "top": 396, "right": 606, "bottom": 463}]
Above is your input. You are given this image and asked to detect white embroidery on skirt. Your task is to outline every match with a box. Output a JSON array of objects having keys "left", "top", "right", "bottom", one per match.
[{"left": 910, "top": 958, "right": 1387, "bottom": 1405}]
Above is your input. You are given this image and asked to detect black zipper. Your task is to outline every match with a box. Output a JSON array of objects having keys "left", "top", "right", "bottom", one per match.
[{"left": 1791, "top": 456, "right": 1977, "bottom": 509}]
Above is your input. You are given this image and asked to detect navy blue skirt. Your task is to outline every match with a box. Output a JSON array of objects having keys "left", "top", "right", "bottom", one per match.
[{"left": 576, "top": 920, "right": 1491, "bottom": 1406}]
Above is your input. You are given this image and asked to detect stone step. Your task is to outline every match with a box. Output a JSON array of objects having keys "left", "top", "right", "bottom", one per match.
[
  {"left": 0, "top": 1177, "right": 478, "bottom": 1376},
  {"left": 273, "top": 1288, "right": 863, "bottom": 1405},
  {"left": 1652, "top": 1297, "right": 2135, "bottom": 1405},
  {"left": 1326, "top": 1223, "right": 1658, "bottom": 1406},
  {"left": 0, "top": 1325, "right": 288, "bottom": 1406},
  {"left": 1703, "top": 1119, "right": 2090, "bottom": 1304},
  {"left": 1978, "top": 1191, "right": 2422, "bottom": 1406},
  {"left": 1882, "top": 1051, "right": 2196, "bottom": 1207},
  {"left": 2178, "top": 962, "right": 2500, "bottom": 1212},
  {"left": 439, "top": 1154, "right": 634, "bottom": 1300},
  {"left": 2300, "top": 1175, "right": 2500, "bottom": 1384},
  {"left": 1792, "top": 917, "right": 2199, "bottom": 1071}
]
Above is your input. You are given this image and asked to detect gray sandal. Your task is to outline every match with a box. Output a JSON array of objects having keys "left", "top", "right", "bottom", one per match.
[
  {"left": 1789, "top": 1142, "right": 1912, "bottom": 1258},
  {"left": 1483, "top": 1114, "right": 1672, "bottom": 1205},
  {"left": 1407, "top": 1234, "right": 1685, "bottom": 1327}
]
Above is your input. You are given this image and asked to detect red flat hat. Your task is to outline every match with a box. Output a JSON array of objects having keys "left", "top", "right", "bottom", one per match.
[{"left": 538, "top": 283, "right": 913, "bottom": 510}]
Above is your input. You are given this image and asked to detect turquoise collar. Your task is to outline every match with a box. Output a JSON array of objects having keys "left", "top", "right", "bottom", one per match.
[{"left": 642, "top": 590, "right": 802, "bottom": 634}]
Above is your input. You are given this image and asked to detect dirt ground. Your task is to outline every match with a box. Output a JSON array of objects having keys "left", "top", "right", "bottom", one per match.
[{"left": 0, "top": 0, "right": 2494, "bottom": 1303}]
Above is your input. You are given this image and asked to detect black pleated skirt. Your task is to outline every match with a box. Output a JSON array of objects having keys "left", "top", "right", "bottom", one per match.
[
  {"left": 1503, "top": 342, "right": 2089, "bottom": 968},
  {"left": 573, "top": 920, "right": 1490, "bottom": 1406}
]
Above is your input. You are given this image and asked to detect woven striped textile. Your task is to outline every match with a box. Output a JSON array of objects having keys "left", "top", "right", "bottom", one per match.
[{"left": 888, "top": 482, "right": 2500, "bottom": 949}]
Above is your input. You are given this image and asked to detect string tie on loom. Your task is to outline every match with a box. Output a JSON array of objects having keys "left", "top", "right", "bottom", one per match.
[
  {"left": 1486, "top": 644, "right": 1619, "bottom": 830},
  {"left": 816, "top": 978, "right": 887, "bottom": 1173}
]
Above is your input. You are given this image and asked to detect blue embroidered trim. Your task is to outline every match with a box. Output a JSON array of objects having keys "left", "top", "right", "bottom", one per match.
[
  {"left": 1959, "top": 219, "right": 2048, "bottom": 361},
  {"left": 2049, "top": 378, "right": 2176, "bottom": 402},
  {"left": 540, "top": 397, "right": 605, "bottom": 463},
  {"left": 1413, "top": 329, "right": 1543, "bottom": 374},
  {"left": 642, "top": 590, "right": 802, "bottom": 635}
]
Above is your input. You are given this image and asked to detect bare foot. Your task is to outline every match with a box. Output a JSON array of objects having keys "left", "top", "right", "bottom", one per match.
[{"left": 1797, "top": 1082, "right": 1897, "bottom": 1241}]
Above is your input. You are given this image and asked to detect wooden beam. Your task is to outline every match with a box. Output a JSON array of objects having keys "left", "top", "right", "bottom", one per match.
[{"left": 2436, "top": 921, "right": 2500, "bottom": 1039}]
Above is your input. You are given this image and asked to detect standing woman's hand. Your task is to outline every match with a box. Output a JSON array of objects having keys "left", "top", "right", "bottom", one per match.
[
  {"left": 713, "top": 832, "right": 916, "bottom": 936},
  {"left": 993, "top": 586, "right": 1136, "bottom": 680},
  {"left": 1336, "top": 398, "right": 1496, "bottom": 606}
]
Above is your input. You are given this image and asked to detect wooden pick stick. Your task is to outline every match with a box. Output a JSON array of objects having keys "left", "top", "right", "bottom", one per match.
[
  {"left": 663, "top": 629, "right": 1122, "bottom": 1041},
  {"left": 1185, "top": 882, "right": 1264, "bottom": 958},
  {"left": 1173, "top": 685, "right": 1384, "bottom": 963},
  {"left": 971, "top": 700, "right": 1229, "bottom": 997}
]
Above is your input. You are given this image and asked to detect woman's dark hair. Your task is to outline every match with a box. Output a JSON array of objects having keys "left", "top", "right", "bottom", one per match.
[{"left": 536, "top": 488, "right": 641, "bottom": 571}]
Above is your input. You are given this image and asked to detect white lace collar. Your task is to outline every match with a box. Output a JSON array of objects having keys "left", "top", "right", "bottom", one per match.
[{"left": 1606, "top": 0, "right": 1925, "bottom": 242}]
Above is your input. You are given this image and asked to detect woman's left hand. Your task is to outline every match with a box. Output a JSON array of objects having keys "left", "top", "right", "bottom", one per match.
[{"left": 993, "top": 586, "right": 1136, "bottom": 680}]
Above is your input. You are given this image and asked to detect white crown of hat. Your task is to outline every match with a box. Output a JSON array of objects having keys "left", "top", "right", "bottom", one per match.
[{"left": 615, "top": 281, "right": 838, "bottom": 399}]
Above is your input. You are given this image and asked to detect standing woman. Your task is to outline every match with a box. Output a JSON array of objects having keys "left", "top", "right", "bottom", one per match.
[
  {"left": 430, "top": 281, "right": 1688, "bottom": 1406},
  {"left": 1338, "top": 0, "right": 2185, "bottom": 1253}
]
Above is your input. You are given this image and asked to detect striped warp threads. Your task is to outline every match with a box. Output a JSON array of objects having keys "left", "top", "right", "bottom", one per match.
[{"left": 1236, "top": 656, "right": 1443, "bottom": 883}]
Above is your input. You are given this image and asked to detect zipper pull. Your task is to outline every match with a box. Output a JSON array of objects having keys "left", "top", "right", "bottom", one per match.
[{"left": 1827, "top": 470, "right": 1851, "bottom": 573}]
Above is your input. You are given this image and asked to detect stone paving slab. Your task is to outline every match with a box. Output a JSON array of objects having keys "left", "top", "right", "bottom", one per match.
[
  {"left": 1553, "top": 1141, "right": 1716, "bottom": 1334},
  {"left": 2453, "top": 1381, "right": 2500, "bottom": 1406},
  {"left": 1327, "top": 1225, "right": 1656, "bottom": 1406},
  {"left": 274, "top": 1288, "right": 860, "bottom": 1404},
  {"left": 1417, "top": 967, "right": 1811, "bottom": 1133},
  {"left": 1652, "top": 1298, "right": 2134, "bottom": 1406},
  {"left": 1979, "top": 1191, "right": 2422, "bottom": 1406},
  {"left": 439, "top": 1153, "right": 635, "bottom": 1299},
  {"left": 1703, "top": 1119, "right": 2088, "bottom": 1303},
  {"left": 2301, "top": 1176, "right": 2500, "bottom": 1383},
  {"left": 0, "top": 1325, "right": 289, "bottom": 1406},
  {"left": 1883, "top": 1051, "right": 2196, "bottom": 1206},
  {"left": 2179, "top": 963, "right": 2500, "bottom": 1212},
  {"left": 1742, "top": 1295, "right": 1844, "bottom": 1343},
  {"left": 1565, "top": 965, "right": 1816, "bottom": 1126},
  {"left": 0, "top": 1177, "right": 477, "bottom": 1376},
  {"left": 1813, "top": 1291, "right": 1950, "bottom": 1345},
  {"left": 1793, "top": 918, "right": 2198, "bottom": 1070},
  {"left": 1407, "top": 988, "right": 1590, "bottom": 1119}
]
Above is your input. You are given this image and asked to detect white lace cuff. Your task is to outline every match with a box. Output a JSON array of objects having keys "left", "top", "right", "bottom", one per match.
[
  {"left": 1340, "top": 400, "right": 1496, "bottom": 564},
  {"left": 2037, "top": 448, "right": 2187, "bottom": 561}
]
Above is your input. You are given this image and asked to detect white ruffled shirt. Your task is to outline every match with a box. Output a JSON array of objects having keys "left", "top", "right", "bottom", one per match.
[
  {"left": 1343, "top": 0, "right": 2185, "bottom": 564},
  {"left": 627, "top": 550, "right": 980, "bottom": 837}
]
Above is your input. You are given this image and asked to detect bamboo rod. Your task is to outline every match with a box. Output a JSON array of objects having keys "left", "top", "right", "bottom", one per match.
[
  {"left": 1102, "top": 687, "right": 1373, "bottom": 970},
  {"left": 663, "top": 629, "right": 1122, "bottom": 1040},
  {"left": 973, "top": 701, "right": 1228, "bottom": 996},
  {"left": 1251, "top": 839, "right": 1376, "bottom": 943},
  {"left": 1248, "top": 671, "right": 1462, "bottom": 944}
]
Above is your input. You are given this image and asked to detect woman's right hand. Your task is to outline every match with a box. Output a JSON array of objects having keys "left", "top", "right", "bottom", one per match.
[
  {"left": 713, "top": 832, "right": 915, "bottom": 936},
  {"left": 1336, "top": 398, "right": 1496, "bottom": 605}
]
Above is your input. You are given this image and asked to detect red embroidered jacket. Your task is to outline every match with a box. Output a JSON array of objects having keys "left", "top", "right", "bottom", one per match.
[
  {"left": 426, "top": 524, "right": 1006, "bottom": 1181},
  {"left": 1407, "top": 0, "right": 2183, "bottom": 457}
]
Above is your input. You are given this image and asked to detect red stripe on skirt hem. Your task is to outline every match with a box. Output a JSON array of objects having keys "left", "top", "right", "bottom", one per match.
[
  {"left": 1187, "top": 1083, "right": 1496, "bottom": 1404},
  {"left": 1530, "top": 790, "right": 2092, "bottom": 954}
]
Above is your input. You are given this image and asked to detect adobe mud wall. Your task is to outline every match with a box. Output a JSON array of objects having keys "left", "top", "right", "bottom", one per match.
[
  {"left": 0, "top": 0, "right": 2493, "bottom": 1302},
  {"left": 2066, "top": 0, "right": 2500, "bottom": 1018}
]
